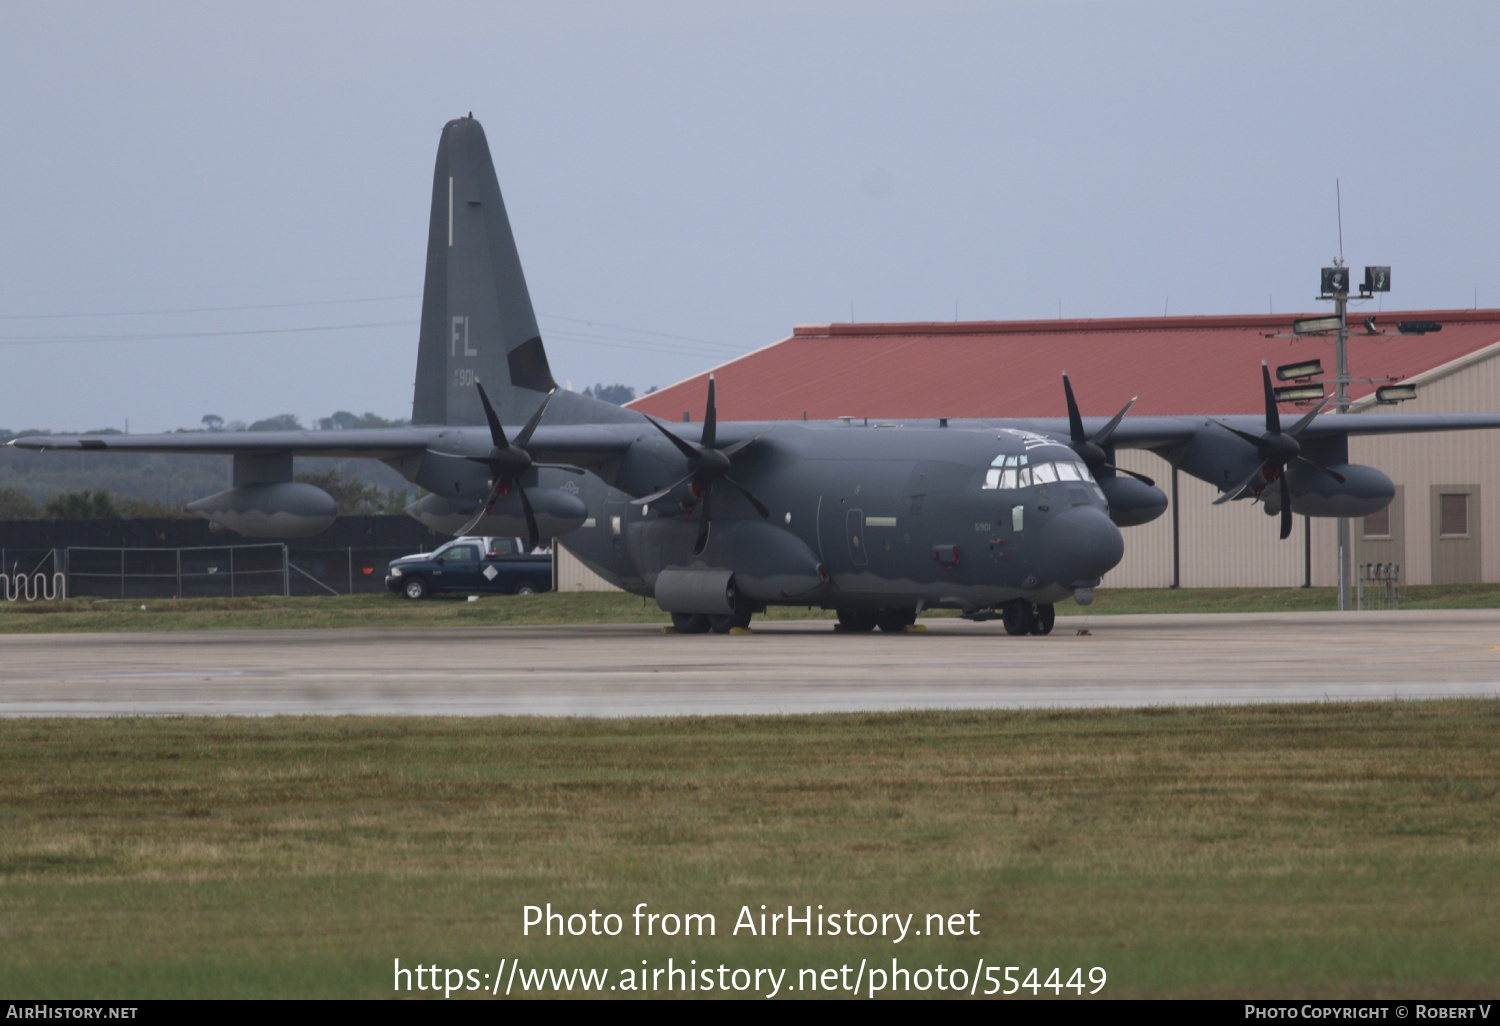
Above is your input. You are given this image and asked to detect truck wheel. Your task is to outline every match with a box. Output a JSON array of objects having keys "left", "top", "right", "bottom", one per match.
[
  {"left": 671, "top": 612, "right": 709, "bottom": 634},
  {"left": 514, "top": 584, "right": 537, "bottom": 596},
  {"left": 402, "top": 578, "right": 430, "bottom": 600}
]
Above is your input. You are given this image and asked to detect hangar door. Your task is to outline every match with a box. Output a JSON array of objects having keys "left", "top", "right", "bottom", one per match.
[{"left": 1430, "top": 485, "right": 1481, "bottom": 584}]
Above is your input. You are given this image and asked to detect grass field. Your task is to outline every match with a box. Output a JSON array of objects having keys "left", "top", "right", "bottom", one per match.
[
  {"left": 2, "top": 582, "right": 1498, "bottom": 634},
  {"left": 3, "top": 702, "right": 1499, "bottom": 998}
]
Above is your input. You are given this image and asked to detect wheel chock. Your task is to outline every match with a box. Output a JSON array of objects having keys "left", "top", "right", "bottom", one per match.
[
  {"left": 729, "top": 627, "right": 755, "bottom": 635},
  {"left": 661, "top": 626, "right": 678, "bottom": 634},
  {"left": 904, "top": 623, "right": 928, "bottom": 632}
]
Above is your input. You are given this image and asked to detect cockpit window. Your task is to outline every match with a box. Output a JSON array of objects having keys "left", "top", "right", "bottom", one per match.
[{"left": 982, "top": 455, "right": 1096, "bottom": 490}]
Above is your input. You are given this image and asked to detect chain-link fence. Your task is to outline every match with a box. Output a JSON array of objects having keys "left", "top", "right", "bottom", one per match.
[{"left": 57, "top": 544, "right": 420, "bottom": 599}]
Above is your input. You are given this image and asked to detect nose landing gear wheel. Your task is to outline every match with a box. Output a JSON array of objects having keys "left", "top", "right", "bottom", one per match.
[
  {"left": 1029, "top": 603, "right": 1056, "bottom": 635},
  {"left": 1002, "top": 599, "right": 1035, "bottom": 636}
]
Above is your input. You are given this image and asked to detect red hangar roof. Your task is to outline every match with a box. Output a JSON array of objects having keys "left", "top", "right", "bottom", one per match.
[{"left": 627, "top": 309, "right": 1500, "bottom": 422}]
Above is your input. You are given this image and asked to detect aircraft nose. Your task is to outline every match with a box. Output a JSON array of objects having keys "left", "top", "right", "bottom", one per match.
[{"left": 1039, "top": 504, "right": 1124, "bottom": 585}]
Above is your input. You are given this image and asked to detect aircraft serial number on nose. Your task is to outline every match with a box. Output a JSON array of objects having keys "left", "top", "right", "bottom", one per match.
[{"left": 974, "top": 522, "right": 992, "bottom": 532}]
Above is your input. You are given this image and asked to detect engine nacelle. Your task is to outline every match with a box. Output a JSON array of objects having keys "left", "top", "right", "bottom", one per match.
[
  {"left": 1097, "top": 475, "right": 1168, "bottom": 527},
  {"left": 1287, "top": 463, "right": 1394, "bottom": 518},
  {"left": 185, "top": 482, "right": 337, "bottom": 538},
  {"left": 404, "top": 489, "right": 588, "bottom": 538}
]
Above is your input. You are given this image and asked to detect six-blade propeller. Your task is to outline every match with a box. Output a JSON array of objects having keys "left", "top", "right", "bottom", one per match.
[
  {"left": 1209, "top": 361, "right": 1346, "bottom": 540},
  {"left": 1061, "top": 371, "right": 1156, "bottom": 487},
  {"left": 457, "top": 382, "right": 580, "bottom": 546},
  {"left": 631, "top": 375, "right": 769, "bottom": 557}
]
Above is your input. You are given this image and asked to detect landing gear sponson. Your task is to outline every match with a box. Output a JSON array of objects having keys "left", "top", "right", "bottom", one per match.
[{"left": 669, "top": 601, "right": 1056, "bottom": 636}]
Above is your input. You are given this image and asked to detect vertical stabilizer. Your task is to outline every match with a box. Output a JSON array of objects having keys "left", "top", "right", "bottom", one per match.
[{"left": 412, "top": 116, "right": 556, "bottom": 426}]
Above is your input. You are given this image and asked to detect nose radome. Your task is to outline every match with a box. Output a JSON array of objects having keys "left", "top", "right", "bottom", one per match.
[{"left": 1039, "top": 504, "right": 1124, "bottom": 584}]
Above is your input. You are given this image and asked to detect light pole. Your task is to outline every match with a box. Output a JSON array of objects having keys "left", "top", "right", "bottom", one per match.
[{"left": 1331, "top": 265, "right": 1352, "bottom": 611}]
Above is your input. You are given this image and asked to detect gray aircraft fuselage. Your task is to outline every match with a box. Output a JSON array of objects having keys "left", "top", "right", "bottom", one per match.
[{"left": 450, "top": 417, "right": 1124, "bottom": 613}]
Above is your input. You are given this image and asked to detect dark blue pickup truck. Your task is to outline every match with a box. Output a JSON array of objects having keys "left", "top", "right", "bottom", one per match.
[{"left": 385, "top": 536, "right": 553, "bottom": 599}]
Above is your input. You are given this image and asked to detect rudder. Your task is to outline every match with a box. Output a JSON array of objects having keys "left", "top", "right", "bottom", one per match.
[{"left": 411, "top": 115, "right": 556, "bottom": 426}]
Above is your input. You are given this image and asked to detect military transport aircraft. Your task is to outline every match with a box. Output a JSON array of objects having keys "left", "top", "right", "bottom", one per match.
[{"left": 14, "top": 116, "right": 1500, "bottom": 636}]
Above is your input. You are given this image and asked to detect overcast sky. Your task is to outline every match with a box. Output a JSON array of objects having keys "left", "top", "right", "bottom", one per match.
[{"left": 3, "top": 2, "right": 1497, "bottom": 432}]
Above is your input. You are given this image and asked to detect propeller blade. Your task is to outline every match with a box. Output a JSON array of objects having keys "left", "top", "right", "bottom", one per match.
[
  {"left": 456, "top": 478, "right": 504, "bottom": 537},
  {"left": 721, "top": 429, "right": 770, "bottom": 457},
  {"left": 642, "top": 415, "right": 702, "bottom": 462},
  {"left": 1293, "top": 455, "right": 1347, "bottom": 484},
  {"left": 723, "top": 476, "right": 771, "bottom": 518},
  {"left": 1261, "top": 361, "right": 1281, "bottom": 435},
  {"left": 474, "top": 380, "right": 509, "bottom": 449},
  {"left": 693, "top": 489, "right": 713, "bottom": 557},
  {"left": 1286, "top": 394, "right": 1332, "bottom": 437},
  {"left": 514, "top": 387, "right": 558, "bottom": 449},
  {"left": 630, "top": 473, "right": 694, "bottom": 507},
  {"left": 1213, "top": 462, "right": 1268, "bottom": 505},
  {"left": 1099, "top": 463, "right": 1156, "bottom": 487},
  {"left": 702, "top": 376, "right": 718, "bottom": 451},
  {"left": 1089, "top": 397, "right": 1138, "bottom": 447},
  {"left": 1062, "top": 371, "right": 1086, "bottom": 444},
  {"left": 1209, "top": 418, "right": 1269, "bottom": 449},
  {"left": 1279, "top": 474, "right": 1293, "bottom": 540},
  {"left": 518, "top": 486, "right": 540, "bottom": 551}
]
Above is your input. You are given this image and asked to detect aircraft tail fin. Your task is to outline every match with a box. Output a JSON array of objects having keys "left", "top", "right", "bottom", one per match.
[{"left": 411, "top": 116, "right": 557, "bottom": 426}]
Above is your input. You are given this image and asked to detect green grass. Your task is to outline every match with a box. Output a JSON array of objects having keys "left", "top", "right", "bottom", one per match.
[
  {"left": 3, "top": 703, "right": 1500, "bottom": 998},
  {"left": 1, "top": 583, "right": 1497, "bottom": 634}
]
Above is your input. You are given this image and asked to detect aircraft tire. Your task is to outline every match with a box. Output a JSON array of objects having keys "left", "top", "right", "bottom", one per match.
[
  {"left": 835, "top": 607, "right": 877, "bottom": 632},
  {"left": 1029, "top": 603, "right": 1056, "bottom": 636},
  {"left": 402, "top": 577, "right": 430, "bottom": 601},
  {"left": 1002, "top": 599, "right": 1034, "bottom": 636},
  {"left": 671, "top": 612, "right": 710, "bottom": 634},
  {"left": 875, "top": 609, "right": 917, "bottom": 632}
]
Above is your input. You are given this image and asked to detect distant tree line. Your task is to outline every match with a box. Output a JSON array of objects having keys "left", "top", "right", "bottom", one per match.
[{"left": 0, "top": 473, "right": 419, "bottom": 520}]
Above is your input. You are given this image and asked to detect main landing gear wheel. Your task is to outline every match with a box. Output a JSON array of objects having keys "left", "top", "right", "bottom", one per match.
[
  {"left": 671, "top": 612, "right": 710, "bottom": 634},
  {"left": 402, "top": 578, "right": 429, "bottom": 600},
  {"left": 1029, "top": 603, "right": 1056, "bottom": 636},
  {"left": 708, "top": 608, "right": 753, "bottom": 634},
  {"left": 1002, "top": 599, "right": 1034, "bottom": 636},
  {"left": 835, "top": 607, "right": 877, "bottom": 632},
  {"left": 875, "top": 609, "right": 918, "bottom": 632}
]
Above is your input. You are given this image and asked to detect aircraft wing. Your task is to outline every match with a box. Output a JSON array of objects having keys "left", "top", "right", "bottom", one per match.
[
  {"left": 1002, "top": 412, "right": 1500, "bottom": 451},
  {"left": 7, "top": 427, "right": 444, "bottom": 459},
  {"left": 6, "top": 423, "right": 634, "bottom": 468}
]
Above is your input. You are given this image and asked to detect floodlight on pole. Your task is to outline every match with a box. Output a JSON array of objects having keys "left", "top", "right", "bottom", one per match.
[
  {"left": 1376, "top": 384, "right": 1418, "bottom": 403},
  {"left": 1293, "top": 315, "right": 1342, "bottom": 335},
  {"left": 1321, "top": 266, "right": 1351, "bottom": 296},
  {"left": 1362, "top": 266, "right": 1391, "bottom": 293},
  {"left": 1273, "top": 384, "right": 1327, "bottom": 404},
  {"left": 1276, "top": 359, "right": 1324, "bottom": 381}
]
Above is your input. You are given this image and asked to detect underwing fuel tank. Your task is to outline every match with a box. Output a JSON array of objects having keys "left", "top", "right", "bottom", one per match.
[
  {"left": 404, "top": 490, "right": 588, "bottom": 538},
  {"left": 185, "top": 482, "right": 337, "bottom": 538}
]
